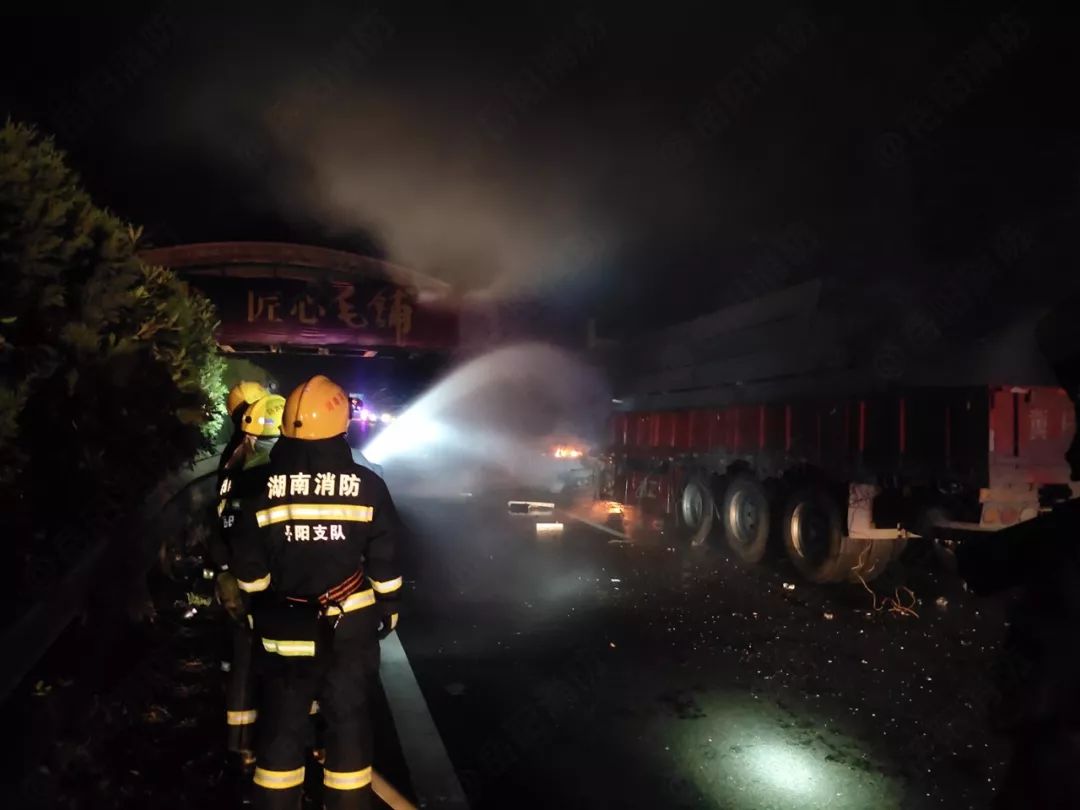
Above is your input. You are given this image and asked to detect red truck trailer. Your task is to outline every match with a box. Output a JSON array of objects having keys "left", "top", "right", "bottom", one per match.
[{"left": 597, "top": 280, "right": 1079, "bottom": 583}]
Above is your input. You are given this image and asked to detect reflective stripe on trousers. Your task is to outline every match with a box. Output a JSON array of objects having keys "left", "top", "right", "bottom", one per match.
[
  {"left": 324, "top": 766, "right": 373, "bottom": 791},
  {"left": 254, "top": 610, "right": 378, "bottom": 810},
  {"left": 227, "top": 621, "right": 258, "bottom": 754},
  {"left": 253, "top": 766, "right": 305, "bottom": 790},
  {"left": 252, "top": 765, "right": 306, "bottom": 810},
  {"left": 227, "top": 709, "right": 257, "bottom": 725}
]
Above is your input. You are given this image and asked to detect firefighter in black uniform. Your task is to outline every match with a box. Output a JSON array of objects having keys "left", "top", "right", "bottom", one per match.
[
  {"left": 217, "top": 381, "right": 270, "bottom": 492},
  {"left": 214, "top": 393, "right": 286, "bottom": 769},
  {"left": 210, "top": 381, "right": 269, "bottom": 576},
  {"left": 207, "top": 380, "right": 271, "bottom": 774},
  {"left": 232, "top": 374, "right": 402, "bottom": 810}
]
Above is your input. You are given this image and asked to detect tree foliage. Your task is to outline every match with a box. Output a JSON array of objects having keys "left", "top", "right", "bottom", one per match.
[{"left": 0, "top": 121, "right": 225, "bottom": 554}]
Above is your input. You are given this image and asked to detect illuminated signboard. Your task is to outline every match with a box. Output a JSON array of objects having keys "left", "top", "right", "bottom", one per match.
[{"left": 187, "top": 277, "right": 458, "bottom": 350}]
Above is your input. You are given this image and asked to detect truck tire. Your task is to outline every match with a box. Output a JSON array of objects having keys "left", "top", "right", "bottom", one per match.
[
  {"left": 783, "top": 487, "right": 845, "bottom": 582},
  {"left": 722, "top": 475, "right": 771, "bottom": 564},
  {"left": 783, "top": 487, "right": 898, "bottom": 583},
  {"left": 677, "top": 475, "right": 715, "bottom": 547}
]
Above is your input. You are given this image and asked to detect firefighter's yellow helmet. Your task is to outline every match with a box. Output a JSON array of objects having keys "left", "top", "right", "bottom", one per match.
[
  {"left": 227, "top": 381, "right": 269, "bottom": 416},
  {"left": 241, "top": 394, "right": 286, "bottom": 437},
  {"left": 283, "top": 375, "right": 350, "bottom": 440}
]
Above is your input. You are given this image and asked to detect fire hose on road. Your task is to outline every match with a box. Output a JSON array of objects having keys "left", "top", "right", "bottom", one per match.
[{"left": 373, "top": 769, "right": 417, "bottom": 810}]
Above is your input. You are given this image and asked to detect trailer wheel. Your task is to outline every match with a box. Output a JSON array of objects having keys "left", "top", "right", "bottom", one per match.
[
  {"left": 722, "top": 475, "right": 771, "bottom": 563},
  {"left": 784, "top": 487, "right": 900, "bottom": 583},
  {"left": 678, "top": 476, "right": 715, "bottom": 547},
  {"left": 782, "top": 487, "right": 847, "bottom": 583}
]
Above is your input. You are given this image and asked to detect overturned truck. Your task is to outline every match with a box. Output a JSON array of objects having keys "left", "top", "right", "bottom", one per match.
[{"left": 598, "top": 280, "right": 1079, "bottom": 583}]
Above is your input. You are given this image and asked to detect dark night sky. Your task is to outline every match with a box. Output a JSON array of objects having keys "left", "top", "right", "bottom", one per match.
[{"left": 1, "top": 1, "right": 1076, "bottom": 333}]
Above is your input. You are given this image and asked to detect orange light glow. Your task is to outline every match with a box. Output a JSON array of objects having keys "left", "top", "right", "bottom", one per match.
[{"left": 552, "top": 445, "right": 584, "bottom": 459}]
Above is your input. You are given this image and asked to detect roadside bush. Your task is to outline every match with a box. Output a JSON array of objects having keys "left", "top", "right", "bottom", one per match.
[{"left": 0, "top": 121, "right": 225, "bottom": 591}]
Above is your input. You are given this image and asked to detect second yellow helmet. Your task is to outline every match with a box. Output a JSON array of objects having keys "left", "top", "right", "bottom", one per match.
[
  {"left": 227, "top": 380, "right": 269, "bottom": 416},
  {"left": 282, "top": 375, "right": 350, "bottom": 440},
  {"left": 241, "top": 394, "right": 286, "bottom": 437}
]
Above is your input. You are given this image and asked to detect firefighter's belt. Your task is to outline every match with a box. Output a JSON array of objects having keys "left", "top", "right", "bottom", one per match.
[
  {"left": 275, "top": 589, "right": 376, "bottom": 618},
  {"left": 284, "top": 569, "right": 369, "bottom": 614},
  {"left": 258, "top": 592, "right": 372, "bottom": 657},
  {"left": 258, "top": 572, "right": 373, "bottom": 657}
]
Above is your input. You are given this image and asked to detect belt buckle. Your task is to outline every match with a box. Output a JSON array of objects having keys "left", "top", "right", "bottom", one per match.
[
  {"left": 321, "top": 588, "right": 342, "bottom": 629},
  {"left": 326, "top": 599, "right": 345, "bottom": 630}
]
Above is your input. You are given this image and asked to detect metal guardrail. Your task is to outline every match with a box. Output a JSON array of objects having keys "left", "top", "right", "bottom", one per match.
[{"left": 0, "top": 448, "right": 223, "bottom": 702}]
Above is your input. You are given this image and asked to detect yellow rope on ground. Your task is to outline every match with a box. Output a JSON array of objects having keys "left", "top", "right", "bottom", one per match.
[{"left": 853, "top": 544, "right": 920, "bottom": 618}]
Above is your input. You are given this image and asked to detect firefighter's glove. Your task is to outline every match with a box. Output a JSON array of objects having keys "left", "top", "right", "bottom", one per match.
[
  {"left": 377, "top": 610, "right": 399, "bottom": 640},
  {"left": 215, "top": 572, "right": 248, "bottom": 623}
]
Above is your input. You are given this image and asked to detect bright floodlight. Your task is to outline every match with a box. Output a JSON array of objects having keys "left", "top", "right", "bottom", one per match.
[
  {"left": 746, "top": 743, "right": 820, "bottom": 795},
  {"left": 651, "top": 690, "right": 900, "bottom": 809}
]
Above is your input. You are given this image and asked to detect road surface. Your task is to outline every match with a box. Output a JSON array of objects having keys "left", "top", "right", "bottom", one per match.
[
  {"left": 8, "top": 487, "right": 1014, "bottom": 810},
  {"left": 396, "top": 492, "right": 1012, "bottom": 810}
]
